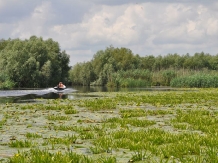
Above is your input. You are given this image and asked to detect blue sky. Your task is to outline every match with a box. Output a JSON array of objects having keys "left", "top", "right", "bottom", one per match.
[{"left": 0, "top": 0, "right": 218, "bottom": 66}]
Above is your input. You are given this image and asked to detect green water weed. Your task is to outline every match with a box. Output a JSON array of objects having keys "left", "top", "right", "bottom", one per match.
[
  {"left": 93, "top": 136, "right": 114, "bottom": 152},
  {"left": 45, "top": 134, "right": 78, "bottom": 145},
  {"left": 120, "top": 108, "right": 146, "bottom": 118},
  {"left": 172, "top": 108, "right": 218, "bottom": 133},
  {"left": 9, "top": 149, "right": 94, "bottom": 163},
  {"left": 26, "top": 132, "right": 42, "bottom": 139},
  {"left": 47, "top": 115, "right": 71, "bottom": 121},
  {"left": 80, "top": 131, "right": 96, "bottom": 140},
  {"left": 105, "top": 117, "right": 156, "bottom": 127},
  {"left": 64, "top": 108, "right": 77, "bottom": 114},
  {"left": 80, "top": 98, "right": 117, "bottom": 111},
  {"left": 97, "top": 156, "right": 116, "bottom": 163},
  {"left": 89, "top": 146, "right": 105, "bottom": 154},
  {"left": 120, "top": 108, "right": 173, "bottom": 118},
  {"left": 0, "top": 117, "right": 6, "bottom": 129},
  {"left": 131, "top": 150, "right": 150, "bottom": 162},
  {"left": 9, "top": 140, "right": 33, "bottom": 148},
  {"left": 53, "top": 125, "right": 76, "bottom": 131},
  {"left": 3, "top": 89, "right": 218, "bottom": 162}
]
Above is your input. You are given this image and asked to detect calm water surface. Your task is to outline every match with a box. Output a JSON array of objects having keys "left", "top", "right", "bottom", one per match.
[{"left": 0, "top": 86, "right": 175, "bottom": 103}]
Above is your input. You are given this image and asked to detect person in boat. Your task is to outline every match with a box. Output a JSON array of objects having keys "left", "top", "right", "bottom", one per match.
[{"left": 57, "top": 82, "right": 66, "bottom": 89}]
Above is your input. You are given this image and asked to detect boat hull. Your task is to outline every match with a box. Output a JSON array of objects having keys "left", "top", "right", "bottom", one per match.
[{"left": 53, "top": 87, "right": 66, "bottom": 91}]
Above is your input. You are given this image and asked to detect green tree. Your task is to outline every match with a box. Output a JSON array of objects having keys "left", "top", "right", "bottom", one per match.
[
  {"left": 69, "top": 63, "right": 83, "bottom": 85},
  {"left": 41, "top": 60, "right": 52, "bottom": 87},
  {"left": 0, "top": 36, "right": 70, "bottom": 88},
  {"left": 69, "top": 62, "right": 95, "bottom": 86},
  {"left": 80, "top": 62, "right": 95, "bottom": 86},
  {"left": 140, "top": 55, "right": 155, "bottom": 71}
]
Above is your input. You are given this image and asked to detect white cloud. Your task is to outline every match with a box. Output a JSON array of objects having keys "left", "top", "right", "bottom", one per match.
[
  {"left": 67, "top": 49, "right": 94, "bottom": 66},
  {"left": 206, "top": 18, "right": 218, "bottom": 36},
  {"left": 0, "top": 0, "right": 218, "bottom": 65},
  {"left": 9, "top": 1, "right": 55, "bottom": 39}
]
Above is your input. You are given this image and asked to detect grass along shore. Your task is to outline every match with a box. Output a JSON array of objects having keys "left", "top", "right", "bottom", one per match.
[{"left": 0, "top": 88, "right": 218, "bottom": 163}]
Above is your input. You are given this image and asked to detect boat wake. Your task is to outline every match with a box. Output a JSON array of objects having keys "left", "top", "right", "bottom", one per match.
[{"left": 0, "top": 88, "right": 76, "bottom": 97}]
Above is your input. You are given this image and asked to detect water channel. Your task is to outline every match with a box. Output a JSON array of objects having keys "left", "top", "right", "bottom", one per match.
[{"left": 0, "top": 86, "right": 176, "bottom": 103}]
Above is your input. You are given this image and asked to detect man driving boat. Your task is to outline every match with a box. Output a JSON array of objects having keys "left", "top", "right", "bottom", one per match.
[{"left": 58, "top": 82, "right": 66, "bottom": 88}]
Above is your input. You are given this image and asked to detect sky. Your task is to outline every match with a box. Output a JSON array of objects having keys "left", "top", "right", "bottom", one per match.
[{"left": 0, "top": 0, "right": 218, "bottom": 66}]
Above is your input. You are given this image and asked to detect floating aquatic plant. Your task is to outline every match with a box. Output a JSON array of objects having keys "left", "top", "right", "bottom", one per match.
[
  {"left": 26, "top": 132, "right": 42, "bottom": 139},
  {"left": 47, "top": 114, "right": 71, "bottom": 121},
  {"left": 8, "top": 140, "right": 33, "bottom": 148},
  {"left": 1, "top": 88, "right": 218, "bottom": 162}
]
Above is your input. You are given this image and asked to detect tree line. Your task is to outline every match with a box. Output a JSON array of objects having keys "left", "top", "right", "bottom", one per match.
[
  {"left": 69, "top": 46, "right": 218, "bottom": 88},
  {"left": 0, "top": 36, "right": 70, "bottom": 89},
  {"left": 1, "top": 37, "right": 218, "bottom": 89}
]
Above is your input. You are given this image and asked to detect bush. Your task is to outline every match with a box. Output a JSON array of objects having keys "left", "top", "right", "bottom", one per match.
[
  {"left": 162, "top": 70, "right": 176, "bottom": 86},
  {"left": 0, "top": 80, "right": 15, "bottom": 89},
  {"left": 170, "top": 73, "right": 218, "bottom": 88},
  {"left": 0, "top": 73, "right": 15, "bottom": 89}
]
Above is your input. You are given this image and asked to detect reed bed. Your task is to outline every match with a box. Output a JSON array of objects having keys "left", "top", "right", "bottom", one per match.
[
  {"left": 171, "top": 73, "right": 218, "bottom": 88},
  {"left": 0, "top": 88, "right": 218, "bottom": 163}
]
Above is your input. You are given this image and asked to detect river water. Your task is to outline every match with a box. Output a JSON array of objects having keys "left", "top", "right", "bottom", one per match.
[{"left": 0, "top": 86, "right": 175, "bottom": 103}]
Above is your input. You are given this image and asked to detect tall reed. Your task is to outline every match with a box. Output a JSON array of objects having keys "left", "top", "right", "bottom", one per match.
[{"left": 171, "top": 73, "right": 218, "bottom": 88}]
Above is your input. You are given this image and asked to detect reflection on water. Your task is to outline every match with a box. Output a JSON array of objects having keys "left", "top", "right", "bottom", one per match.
[{"left": 0, "top": 86, "right": 176, "bottom": 103}]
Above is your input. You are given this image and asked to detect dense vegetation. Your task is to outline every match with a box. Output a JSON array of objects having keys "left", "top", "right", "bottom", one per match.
[
  {"left": 1, "top": 89, "right": 218, "bottom": 162},
  {"left": 1, "top": 36, "right": 218, "bottom": 89},
  {"left": 69, "top": 46, "right": 218, "bottom": 88},
  {"left": 0, "top": 36, "right": 70, "bottom": 88}
]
